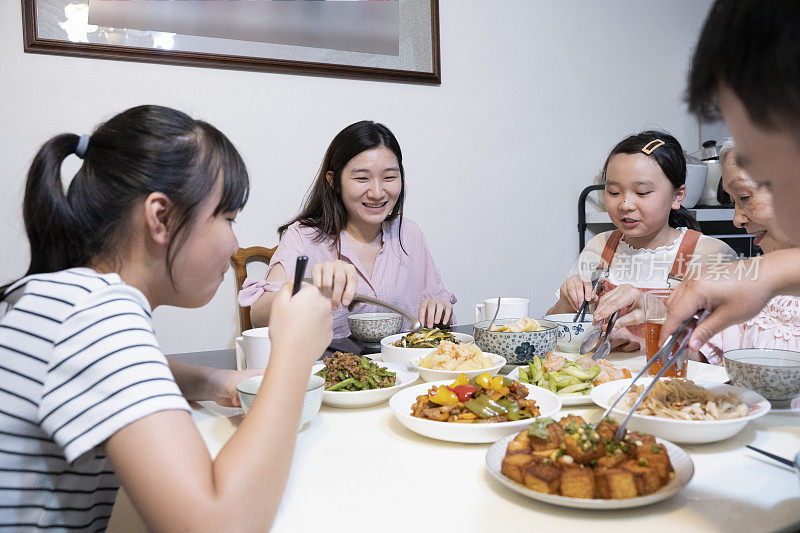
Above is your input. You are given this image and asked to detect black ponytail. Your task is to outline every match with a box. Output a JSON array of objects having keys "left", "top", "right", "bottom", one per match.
[
  {"left": 22, "top": 134, "right": 86, "bottom": 277},
  {"left": 669, "top": 206, "right": 701, "bottom": 231},
  {"left": 2, "top": 105, "right": 250, "bottom": 297},
  {"left": 602, "top": 130, "right": 700, "bottom": 231}
]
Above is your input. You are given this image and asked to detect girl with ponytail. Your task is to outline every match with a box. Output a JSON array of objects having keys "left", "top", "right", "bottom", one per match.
[
  {"left": 0, "top": 105, "right": 332, "bottom": 530},
  {"left": 548, "top": 130, "right": 737, "bottom": 351}
]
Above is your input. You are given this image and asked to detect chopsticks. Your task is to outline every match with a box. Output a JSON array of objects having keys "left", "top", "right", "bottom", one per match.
[
  {"left": 574, "top": 269, "right": 607, "bottom": 323},
  {"left": 745, "top": 445, "right": 797, "bottom": 468},
  {"left": 292, "top": 256, "right": 309, "bottom": 295},
  {"left": 598, "top": 309, "right": 710, "bottom": 440}
]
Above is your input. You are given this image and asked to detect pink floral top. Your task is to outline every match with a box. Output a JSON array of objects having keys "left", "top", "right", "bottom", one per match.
[
  {"left": 237, "top": 218, "right": 456, "bottom": 339},
  {"left": 701, "top": 295, "right": 800, "bottom": 365}
]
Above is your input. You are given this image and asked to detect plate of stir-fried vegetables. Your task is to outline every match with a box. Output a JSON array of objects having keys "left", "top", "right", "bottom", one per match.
[{"left": 389, "top": 373, "right": 561, "bottom": 443}]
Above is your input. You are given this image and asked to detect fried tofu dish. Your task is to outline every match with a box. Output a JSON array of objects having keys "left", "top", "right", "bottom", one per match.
[
  {"left": 501, "top": 415, "right": 674, "bottom": 499},
  {"left": 410, "top": 373, "right": 540, "bottom": 423}
]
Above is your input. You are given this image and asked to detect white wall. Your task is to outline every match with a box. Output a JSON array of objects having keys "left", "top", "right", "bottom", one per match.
[{"left": 0, "top": 0, "right": 713, "bottom": 354}]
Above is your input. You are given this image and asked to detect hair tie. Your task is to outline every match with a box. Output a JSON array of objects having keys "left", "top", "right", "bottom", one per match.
[
  {"left": 75, "top": 134, "right": 90, "bottom": 159},
  {"left": 641, "top": 139, "right": 665, "bottom": 155}
]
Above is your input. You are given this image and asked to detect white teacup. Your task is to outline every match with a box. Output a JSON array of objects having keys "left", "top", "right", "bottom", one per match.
[
  {"left": 235, "top": 327, "right": 271, "bottom": 370},
  {"left": 475, "top": 298, "right": 530, "bottom": 323}
]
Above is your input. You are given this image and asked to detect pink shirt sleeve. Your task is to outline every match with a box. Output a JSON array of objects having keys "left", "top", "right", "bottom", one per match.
[
  {"left": 700, "top": 324, "right": 743, "bottom": 366},
  {"left": 237, "top": 225, "right": 306, "bottom": 307}
]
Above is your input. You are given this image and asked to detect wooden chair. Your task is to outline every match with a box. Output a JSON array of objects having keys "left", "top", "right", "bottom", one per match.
[{"left": 230, "top": 245, "right": 277, "bottom": 333}]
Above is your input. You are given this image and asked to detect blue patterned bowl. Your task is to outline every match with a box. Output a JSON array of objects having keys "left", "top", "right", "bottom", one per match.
[
  {"left": 472, "top": 319, "right": 557, "bottom": 364},
  {"left": 543, "top": 313, "right": 599, "bottom": 353}
]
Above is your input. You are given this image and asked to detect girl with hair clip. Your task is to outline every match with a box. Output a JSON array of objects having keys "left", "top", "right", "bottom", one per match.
[
  {"left": 239, "top": 120, "right": 456, "bottom": 337},
  {"left": 548, "top": 130, "right": 737, "bottom": 351},
  {"left": 0, "top": 105, "right": 332, "bottom": 531}
]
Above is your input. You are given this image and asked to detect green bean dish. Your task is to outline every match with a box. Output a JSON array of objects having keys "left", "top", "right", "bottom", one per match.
[
  {"left": 315, "top": 352, "right": 396, "bottom": 391},
  {"left": 391, "top": 328, "right": 461, "bottom": 349}
]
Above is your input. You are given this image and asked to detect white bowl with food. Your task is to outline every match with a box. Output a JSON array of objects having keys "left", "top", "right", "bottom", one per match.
[
  {"left": 409, "top": 342, "right": 506, "bottom": 382},
  {"left": 389, "top": 379, "right": 561, "bottom": 443},
  {"left": 237, "top": 374, "right": 325, "bottom": 430},
  {"left": 542, "top": 313, "right": 600, "bottom": 353},
  {"left": 590, "top": 378, "right": 771, "bottom": 444},
  {"left": 312, "top": 355, "right": 418, "bottom": 408},
  {"left": 380, "top": 329, "right": 474, "bottom": 365}
]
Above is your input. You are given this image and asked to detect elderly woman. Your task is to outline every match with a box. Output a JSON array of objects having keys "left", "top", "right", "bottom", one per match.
[{"left": 700, "top": 140, "right": 800, "bottom": 364}]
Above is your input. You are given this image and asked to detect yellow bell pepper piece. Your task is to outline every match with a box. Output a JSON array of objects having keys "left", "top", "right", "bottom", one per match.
[
  {"left": 474, "top": 372, "right": 493, "bottom": 390},
  {"left": 430, "top": 386, "right": 459, "bottom": 405},
  {"left": 491, "top": 376, "right": 504, "bottom": 391},
  {"left": 450, "top": 374, "right": 470, "bottom": 388}
]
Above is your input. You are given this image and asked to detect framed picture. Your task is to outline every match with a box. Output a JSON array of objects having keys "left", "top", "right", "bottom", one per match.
[{"left": 21, "top": 0, "right": 440, "bottom": 84}]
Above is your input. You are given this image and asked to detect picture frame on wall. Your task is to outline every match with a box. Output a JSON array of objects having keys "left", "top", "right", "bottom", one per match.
[{"left": 21, "top": 0, "right": 440, "bottom": 84}]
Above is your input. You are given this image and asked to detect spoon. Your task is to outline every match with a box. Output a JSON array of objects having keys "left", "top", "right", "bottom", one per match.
[
  {"left": 592, "top": 310, "right": 620, "bottom": 360},
  {"left": 487, "top": 296, "right": 502, "bottom": 331}
]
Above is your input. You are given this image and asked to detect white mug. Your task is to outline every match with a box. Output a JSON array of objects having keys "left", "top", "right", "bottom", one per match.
[
  {"left": 235, "top": 327, "right": 271, "bottom": 370},
  {"left": 475, "top": 298, "right": 530, "bottom": 323}
]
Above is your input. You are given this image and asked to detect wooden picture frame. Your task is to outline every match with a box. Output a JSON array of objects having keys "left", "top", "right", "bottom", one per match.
[{"left": 21, "top": 0, "right": 440, "bottom": 84}]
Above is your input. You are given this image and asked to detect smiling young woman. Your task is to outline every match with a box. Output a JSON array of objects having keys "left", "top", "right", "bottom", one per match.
[{"left": 240, "top": 121, "right": 456, "bottom": 337}]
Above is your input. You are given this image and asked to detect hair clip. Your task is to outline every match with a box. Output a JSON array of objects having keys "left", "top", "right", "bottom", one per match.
[{"left": 641, "top": 139, "right": 665, "bottom": 154}]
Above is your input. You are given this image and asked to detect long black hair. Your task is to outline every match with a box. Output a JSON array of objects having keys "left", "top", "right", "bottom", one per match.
[
  {"left": 2, "top": 105, "right": 249, "bottom": 296},
  {"left": 602, "top": 130, "right": 700, "bottom": 231},
  {"left": 278, "top": 120, "right": 406, "bottom": 255}
]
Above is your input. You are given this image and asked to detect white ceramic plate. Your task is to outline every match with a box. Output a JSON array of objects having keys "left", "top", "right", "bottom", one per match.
[
  {"left": 506, "top": 366, "right": 593, "bottom": 407},
  {"left": 409, "top": 352, "right": 506, "bottom": 382},
  {"left": 380, "top": 332, "right": 475, "bottom": 365},
  {"left": 312, "top": 361, "right": 418, "bottom": 408},
  {"left": 389, "top": 380, "right": 561, "bottom": 443},
  {"left": 506, "top": 359, "right": 635, "bottom": 407},
  {"left": 485, "top": 432, "right": 694, "bottom": 509},
  {"left": 590, "top": 378, "right": 771, "bottom": 444}
]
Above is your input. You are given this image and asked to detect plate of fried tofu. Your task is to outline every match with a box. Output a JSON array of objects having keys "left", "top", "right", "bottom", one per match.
[{"left": 485, "top": 415, "right": 694, "bottom": 509}]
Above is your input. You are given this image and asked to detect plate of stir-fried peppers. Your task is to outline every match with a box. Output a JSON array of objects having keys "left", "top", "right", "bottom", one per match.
[{"left": 389, "top": 373, "right": 561, "bottom": 443}]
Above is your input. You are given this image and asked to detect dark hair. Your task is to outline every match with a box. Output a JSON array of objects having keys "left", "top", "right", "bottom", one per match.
[
  {"left": 278, "top": 120, "right": 405, "bottom": 254},
  {"left": 2, "top": 105, "right": 249, "bottom": 296},
  {"left": 688, "top": 0, "right": 800, "bottom": 135},
  {"left": 602, "top": 130, "right": 700, "bottom": 231}
]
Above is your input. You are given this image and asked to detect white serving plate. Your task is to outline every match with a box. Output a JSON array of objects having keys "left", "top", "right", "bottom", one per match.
[
  {"left": 409, "top": 352, "right": 506, "bottom": 382},
  {"left": 485, "top": 432, "right": 694, "bottom": 509},
  {"left": 506, "top": 358, "right": 635, "bottom": 407},
  {"left": 380, "top": 332, "right": 475, "bottom": 365},
  {"left": 312, "top": 361, "right": 418, "bottom": 408},
  {"left": 591, "top": 378, "right": 771, "bottom": 444},
  {"left": 389, "top": 380, "right": 561, "bottom": 443}
]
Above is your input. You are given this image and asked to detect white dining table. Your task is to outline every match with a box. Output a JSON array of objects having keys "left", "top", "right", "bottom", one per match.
[
  {"left": 101, "top": 351, "right": 800, "bottom": 532},
  {"left": 175, "top": 351, "right": 800, "bottom": 533}
]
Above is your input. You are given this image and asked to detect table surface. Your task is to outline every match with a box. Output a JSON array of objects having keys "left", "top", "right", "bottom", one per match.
[{"left": 189, "top": 351, "right": 800, "bottom": 533}]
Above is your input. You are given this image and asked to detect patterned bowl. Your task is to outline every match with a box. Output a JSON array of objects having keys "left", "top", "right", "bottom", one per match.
[
  {"left": 472, "top": 318, "right": 557, "bottom": 364},
  {"left": 543, "top": 313, "right": 599, "bottom": 353},
  {"left": 723, "top": 348, "right": 800, "bottom": 402},
  {"left": 347, "top": 312, "right": 403, "bottom": 343}
]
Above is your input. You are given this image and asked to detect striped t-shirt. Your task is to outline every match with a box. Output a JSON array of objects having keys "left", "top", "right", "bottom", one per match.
[{"left": 0, "top": 267, "right": 190, "bottom": 531}]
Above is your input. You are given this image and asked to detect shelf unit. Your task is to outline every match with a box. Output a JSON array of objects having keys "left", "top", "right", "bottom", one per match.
[{"left": 577, "top": 184, "right": 759, "bottom": 257}]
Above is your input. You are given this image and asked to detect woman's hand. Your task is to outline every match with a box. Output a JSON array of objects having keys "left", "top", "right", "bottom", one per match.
[
  {"left": 269, "top": 282, "right": 333, "bottom": 365},
  {"left": 593, "top": 284, "right": 645, "bottom": 328},
  {"left": 607, "top": 325, "right": 641, "bottom": 352},
  {"left": 310, "top": 260, "right": 359, "bottom": 310},
  {"left": 558, "top": 274, "right": 598, "bottom": 312},
  {"left": 419, "top": 298, "right": 453, "bottom": 328}
]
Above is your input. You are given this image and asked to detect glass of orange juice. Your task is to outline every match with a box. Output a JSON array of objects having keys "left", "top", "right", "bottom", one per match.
[{"left": 644, "top": 290, "right": 687, "bottom": 377}]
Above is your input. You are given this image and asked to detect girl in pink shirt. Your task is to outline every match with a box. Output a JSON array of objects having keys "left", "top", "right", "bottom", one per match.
[
  {"left": 239, "top": 121, "right": 456, "bottom": 338},
  {"left": 701, "top": 141, "right": 800, "bottom": 364}
]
